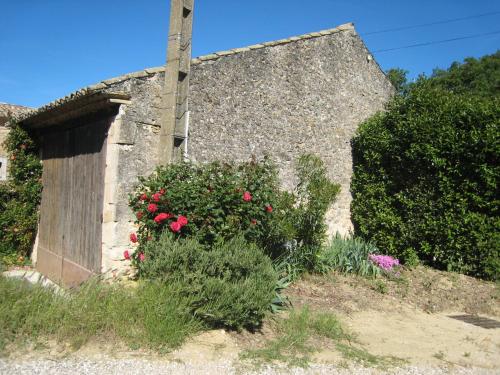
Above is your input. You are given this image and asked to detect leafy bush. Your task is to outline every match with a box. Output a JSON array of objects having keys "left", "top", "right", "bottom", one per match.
[
  {"left": 139, "top": 232, "right": 278, "bottom": 330},
  {"left": 129, "top": 154, "right": 340, "bottom": 277},
  {"left": 351, "top": 79, "right": 500, "bottom": 280},
  {"left": 0, "top": 275, "right": 202, "bottom": 353},
  {"left": 316, "top": 234, "right": 380, "bottom": 277},
  {"left": 128, "top": 158, "right": 279, "bottom": 264},
  {"left": 0, "top": 120, "right": 42, "bottom": 263},
  {"left": 266, "top": 154, "right": 340, "bottom": 273}
]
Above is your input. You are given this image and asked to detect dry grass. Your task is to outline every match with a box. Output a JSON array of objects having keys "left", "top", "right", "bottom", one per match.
[{"left": 286, "top": 266, "right": 499, "bottom": 316}]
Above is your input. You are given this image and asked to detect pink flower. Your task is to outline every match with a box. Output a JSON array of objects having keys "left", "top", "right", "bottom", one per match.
[
  {"left": 369, "top": 254, "right": 400, "bottom": 271},
  {"left": 147, "top": 203, "right": 158, "bottom": 213},
  {"left": 243, "top": 191, "right": 252, "bottom": 202},
  {"left": 159, "top": 188, "right": 166, "bottom": 194},
  {"left": 130, "top": 233, "right": 138, "bottom": 243},
  {"left": 139, "top": 253, "right": 145, "bottom": 262},
  {"left": 170, "top": 221, "right": 182, "bottom": 233},
  {"left": 123, "top": 250, "right": 131, "bottom": 260},
  {"left": 139, "top": 193, "right": 148, "bottom": 201},
  {"left": 265, "top": 205, "right": 273, "bottom": 213},
  {"left": 152, "top": 193, "right": 161, "bottom": 202},
  {"left": 136, "top": 211, "right": 144, "bottom": 220},
  {"left": 177, "top": 215, "right": 188, "bottom": 227},
  {"left": 154, "top": 212, "right": 172, "bottom": 224}
]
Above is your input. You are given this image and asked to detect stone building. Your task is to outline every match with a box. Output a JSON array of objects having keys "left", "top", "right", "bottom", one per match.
[
  {"left": 0, "top": 103, "right": 32, "bottom": 180},
  {"left": 17, "top": 23, "right": 394, "bottom": 285}
]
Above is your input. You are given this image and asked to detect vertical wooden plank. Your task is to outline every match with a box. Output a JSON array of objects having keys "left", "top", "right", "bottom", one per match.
[{"left": 38, "top": 115, "right": 111, "bottom": 286}]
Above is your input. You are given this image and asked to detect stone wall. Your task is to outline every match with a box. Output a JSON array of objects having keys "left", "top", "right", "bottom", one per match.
[{"left": 187, "top": 25, "right": 394, "bottom": 235}]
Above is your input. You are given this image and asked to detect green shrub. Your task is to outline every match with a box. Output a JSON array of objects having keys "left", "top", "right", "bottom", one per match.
[
  {"left": 351, "top": 79, "right": 500, "bottom": 280},
  {"left": 139, "top": 232, "right": 278, "bottom": 330},
  {"left": 267, "top": 154, "right": 341, "bottom": 273},
  {"left": 129, "top": 154, "right": 340, "bottom": 278},
  {"left": 128, "top": 158, "right": 279, "bottom": 264},
  {"left": 316, "top": 234, "right": 381, "bottom": 277},
  {"left": 0, "top": 276, "right": 201, "bottom": 353},
  {"left": 0, "top": 120, "right": 42, "bottom": 263}
]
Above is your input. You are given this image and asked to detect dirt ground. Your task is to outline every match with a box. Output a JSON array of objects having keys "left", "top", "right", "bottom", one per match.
[
  {"left": 282, "top": 266, "right": 500, "bottom": 369},
  {"left": 5, "top": 266, "right": 500, "bottom": 372}
]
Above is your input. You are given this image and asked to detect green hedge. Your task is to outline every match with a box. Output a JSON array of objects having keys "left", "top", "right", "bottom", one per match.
[{"left": 351, "top": 80, "right": 499, "bottom": 280}]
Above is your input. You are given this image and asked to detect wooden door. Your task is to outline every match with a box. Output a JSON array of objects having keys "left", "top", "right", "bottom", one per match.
[{"left": 36, "top": 119, "right": 109, "bottom": 287}]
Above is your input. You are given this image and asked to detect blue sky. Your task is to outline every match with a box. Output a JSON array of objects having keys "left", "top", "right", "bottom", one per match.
[{"left": 0, "top": 0, "right": 498, "bottom": 108}]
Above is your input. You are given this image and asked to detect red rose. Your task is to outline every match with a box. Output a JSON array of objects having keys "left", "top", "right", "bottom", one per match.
[
  {"left": 147, "top": 203, "right": 158, "bottom": 213},
  {"left": 265, "top": 205, "right": 273, "bottom": 213},
  {"left": 243, "top": 191, "right": 252, "bottom": 202},
  {"left": 170, "top": 221, "right": 182, "bottom": 233},
  {"left": 139, "top": 253, "right": 145, "bottom": 262},
  {"left": 154, "top": 212, "right": 172, "bottom": 224},
  {"left": 160, "top": 188, "right": 166, "bottom": 194},
  {"left": 139, "top": 193, "right": 148, "bottom": 201},
  {"left": 130, "top": 233, "right": 138, "bottom": 243},
  {"left": 152, "top": 193, "right": 161, "bottom": 202},
  {"left": 177, "top": 215, "right": 188, "bottom": 227},
  {"left": 250, "top": 219, "right": 257, "bottom": 225},
  {"left": 136, "top": 211, "right": 144, "bottom": 220},
  {"left": 123, "top": 250, "right": 131, "bottom": 260}
]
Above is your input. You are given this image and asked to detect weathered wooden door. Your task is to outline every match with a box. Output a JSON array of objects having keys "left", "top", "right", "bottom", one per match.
[{"left": 36, "top": 119, "right": 109, "bottom": 287}]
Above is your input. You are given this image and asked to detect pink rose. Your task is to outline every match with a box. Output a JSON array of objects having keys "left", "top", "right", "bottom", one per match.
[
  {"left": 177, "top": 215, "right": 188, "bottom": 227},
  {"left": 170, "top": 221, "right": 182, "bottom": 233},
  {"left": 152, "top": 193, "right": 161, "bottom": 202},
  {"left": 130, "top": 233, "right": 138, "bottom": 243},
  {"left": 139, "top": 193, "right": 148, "bottom": 201},
  {"left": 136, "top": 211, "right": 144, "bottom": 220},
  {"left": 159, "top": 188, "right": 166, "bottom": 194},
  {"left": 243, "top": 191, "right": 252, "bottom": 202},
  {"left": 147, "top": 203, "right": 158, "bottom": 213},
  {"left": 139, "top": 253, "right": 145, "bottom": 262},
  {"left": 154, "top": 212, "right": 172, "bottom": 224},
  {"left": 265, "top": 205, "right": 273, "bottom": 213},
  {"left": 123, "top": 250, "right": 131, "bottom": 260}
]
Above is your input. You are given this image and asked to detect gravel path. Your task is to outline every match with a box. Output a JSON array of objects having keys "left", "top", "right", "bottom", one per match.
[{"left": 1, "top": 359, "right": 498, "bottom": 375}]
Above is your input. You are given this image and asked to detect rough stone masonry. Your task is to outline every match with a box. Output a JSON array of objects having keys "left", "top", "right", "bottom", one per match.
[{"left": 18, "top": 23, "right": 394, "bottom": 276}]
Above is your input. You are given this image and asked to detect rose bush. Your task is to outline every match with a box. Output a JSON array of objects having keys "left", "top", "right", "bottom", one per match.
[{"left": 128, "top": 158, "right": 280, "bottom": 266}]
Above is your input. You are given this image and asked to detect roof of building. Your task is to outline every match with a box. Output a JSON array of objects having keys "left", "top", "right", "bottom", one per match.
[{"left": 17, "top": 23, "right": 358, "bottom": 124}]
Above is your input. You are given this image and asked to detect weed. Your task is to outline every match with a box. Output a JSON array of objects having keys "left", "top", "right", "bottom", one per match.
[
  {"left": 433, "top": 350, "right": 445, "bottom": 360},
  {"left": 373, "top": 279, "right": 388, "bottom": 294},
  {"left": 241, "top": 307, "right": 394, "bottom": 368},
  {"left": 0, "top": 276, "right": 202, "bottom": 354}
]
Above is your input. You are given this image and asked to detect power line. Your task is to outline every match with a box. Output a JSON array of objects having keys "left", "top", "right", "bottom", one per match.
[
  {"left": 372, "top": 30, "right": 500, "bottom": 53},
  {"left": 362, "top": 11, "right": 500, "bottom": 36}
]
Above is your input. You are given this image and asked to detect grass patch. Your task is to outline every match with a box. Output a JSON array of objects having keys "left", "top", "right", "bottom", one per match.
[
  {"left": 0, "top": 275, "right": 202, "bottom": 355},
  {"left": 241, "top": 307, "right": 397, "bottom": 368}
]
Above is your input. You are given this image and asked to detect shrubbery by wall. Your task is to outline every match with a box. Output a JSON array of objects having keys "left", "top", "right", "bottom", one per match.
[
  {"left": 0, "top": 121, "right": 42, "bottom": 264},
  {"left": 351, "top": 77, "right": 499, "bottom": 280}
]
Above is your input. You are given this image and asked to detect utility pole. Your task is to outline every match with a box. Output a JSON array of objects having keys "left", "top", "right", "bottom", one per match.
[{"left": 157, "top": 0, "right": 194, "bottom": 164}]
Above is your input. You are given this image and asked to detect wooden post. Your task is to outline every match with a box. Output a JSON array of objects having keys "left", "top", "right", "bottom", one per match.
[{"left": 158, "top": 0, "right": 194, "bottom": 165}]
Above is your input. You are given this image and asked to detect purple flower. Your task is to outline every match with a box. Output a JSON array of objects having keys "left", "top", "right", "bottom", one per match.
[{"left": 369, "top": 254, "right": 400, "bottom": 271}]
